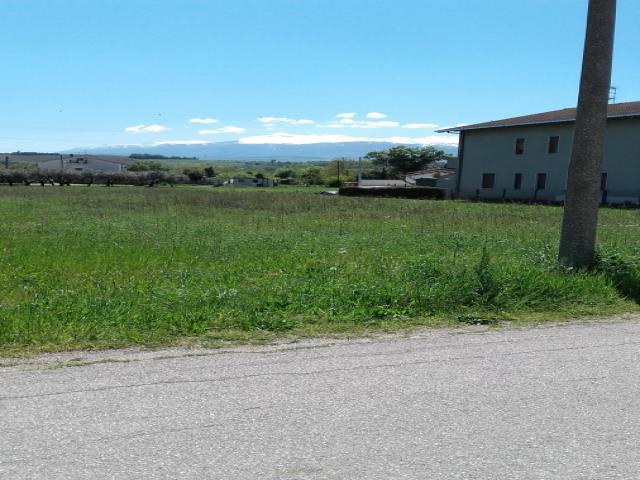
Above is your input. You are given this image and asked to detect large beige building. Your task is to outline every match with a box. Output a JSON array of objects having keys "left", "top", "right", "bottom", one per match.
[
  {"left": 439, "top": 102, "right": 640, "bottom": 204},
  {"left": 2, "top": 154, "right": 130, "bottom": 173}
]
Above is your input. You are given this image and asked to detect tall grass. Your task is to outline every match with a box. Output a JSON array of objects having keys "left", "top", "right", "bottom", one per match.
[{"left": 0, "top": 186, "right": 638, "bottom": 352}]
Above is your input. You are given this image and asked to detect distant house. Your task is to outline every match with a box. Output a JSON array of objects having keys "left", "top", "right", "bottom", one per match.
[
  {"left": 41, "top": 155, "right": 130, "bottom": 173},
  {"left": 224, "top": 177, "right": 274, "bottom": 187},
  {"left": 438, "top": 101, "right": 640, "bottom": 204},
  {"left": 405, "top": 167, "right": 457, "bottom": 190},
  {"left": 357, "top": 170, "right": 456, "bottom": 191},
  {"left": 2, "top": 154, "right": 130, "bottom": 173}
]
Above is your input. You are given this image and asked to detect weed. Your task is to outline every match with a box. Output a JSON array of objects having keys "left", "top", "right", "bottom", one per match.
[{"left": 0, "top": 187, "right": 637, "bottom": 353}]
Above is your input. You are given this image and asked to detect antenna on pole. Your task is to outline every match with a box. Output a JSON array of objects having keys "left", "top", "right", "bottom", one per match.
[{"left": 609, "top": 86, "right": 618, "bottom": 104}]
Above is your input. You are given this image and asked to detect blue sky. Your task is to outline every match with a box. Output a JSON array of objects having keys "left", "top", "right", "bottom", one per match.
[{"left": 1, "top": 0, "right": 638, "bottom": 151}]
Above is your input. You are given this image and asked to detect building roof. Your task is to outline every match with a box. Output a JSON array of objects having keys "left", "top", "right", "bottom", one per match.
[
  {"left": 406, "top": 167, "right": 456, "bottom": 179},
  {"left": 437, "top": 101, "right": 640, "bottom": 133}
]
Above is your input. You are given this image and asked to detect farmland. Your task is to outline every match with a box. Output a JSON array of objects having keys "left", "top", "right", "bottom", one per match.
[{"left": 1, "top": 186, "right": 639, "bottom": 354}]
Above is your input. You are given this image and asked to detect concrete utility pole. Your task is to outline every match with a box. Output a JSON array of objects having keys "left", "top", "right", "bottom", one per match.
[{"left": 558, "top": 0, "right": 617, "bottom": 268}]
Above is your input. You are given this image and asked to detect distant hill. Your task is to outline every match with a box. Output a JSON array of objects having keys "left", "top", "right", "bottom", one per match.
[{"left": 68, "top": 141, "right": 458, "bottom": 161}]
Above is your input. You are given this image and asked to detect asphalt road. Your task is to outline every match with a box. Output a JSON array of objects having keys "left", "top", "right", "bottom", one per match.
[{"left": 2, "top": 316, "right": 640, "bottom": 479}]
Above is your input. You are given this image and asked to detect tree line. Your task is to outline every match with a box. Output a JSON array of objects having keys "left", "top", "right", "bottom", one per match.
[
  {"left": 0, "top": 170, "right": 217, "bottom": 187},
  {"left": 122, "top": 146, "right": 449, "bottom": 186},
  {"left": 0, "top": 146, "right": 449, "bottom": 187}
]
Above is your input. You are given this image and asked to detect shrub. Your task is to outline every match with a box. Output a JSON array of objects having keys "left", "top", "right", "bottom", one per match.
[{"left": 338, "top": 187, "right": 446, "bottom": 200}]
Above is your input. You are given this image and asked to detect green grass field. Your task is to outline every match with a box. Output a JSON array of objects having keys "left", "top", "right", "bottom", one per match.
[{"left": 1, "top": 186, "right": 639, "bottom": 354}]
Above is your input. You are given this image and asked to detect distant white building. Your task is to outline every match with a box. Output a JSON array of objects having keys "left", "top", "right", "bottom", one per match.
[{"left": 40, "top": 155, "right": 130, "bottom": 173}]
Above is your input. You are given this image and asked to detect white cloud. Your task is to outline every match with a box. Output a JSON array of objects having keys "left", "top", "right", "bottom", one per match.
[
  {"left": 366, "top": 120, "right": 399, "bottom": 128},
  {"left": 366, "top": 112, "right": 387, "bottom": 119},
  {"left": 125, "top": 124, "right": 170, "bottom": 133},
  {"left": 258, "top": 116, "right": 316, "bottom": 127},
  {"left": 198, "top": 126, "right": 246, "bottom": 135},
  {"left": 238, "top": 132, "right": 458, "bottom": 146},
  {"left": 384, "top": 135, "right": 459, "bottom": 146},
  {"left": 336, "top": 112, "right": 357, "bottom": 119},
  {"left": 329, "top": 118, "right": 356, "bottom": 125},
  {"left": 402, "top": 123, "right": 439, "bottom": 129},
  {"left": 151, "top": 140, "right": 209, "bottom": 146},
  {"left": 240, "top": 133, "right": 366, "bottom": 145},
  {"left": 220, "top": 126, "right": 246, "bottom": 133},
  {"left": 189, "top": 118, "right": 219, "bottom": 124},
  {"left": 144, "top": 125, "right": 170, "bottom": 133},
  {"left": 323, "top": 120, "right": 400, "bottom": 129}
]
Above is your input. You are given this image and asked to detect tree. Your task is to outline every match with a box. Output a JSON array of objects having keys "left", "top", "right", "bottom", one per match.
[
  {"left": 300, "top": 167, "right": 324, "bottom": 185},
  {"left": 203, "top": 166, "right": 216, "bottom": 177},
  {"left": 364, "top": 146, "right": 444, "bottom": 177},
  {"left": 558, "top": 0, "right": 617, "bottom": 268},
  {"left": 274, "top": 168, "right": 295, "bottom": 179},
  {"left": 128, "top": 161, "right": 169, "bottom": 172},
  {"left": 183, "top": 168, "right": 204, "bottom": 183}
]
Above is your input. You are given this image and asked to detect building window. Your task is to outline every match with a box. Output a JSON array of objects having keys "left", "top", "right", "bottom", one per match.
[
  {"left": 481, "top": 173, "right": 495, "bottom": 189},
  {"left": 513, "top": 173, "right": 523, "bottom": 190},
  {"left": 601, "top": 172, "right": 608, "bottom": 191},
  {"left": 515, "top": 138, "right": 525, "bottom": 155},
  {"left": 536, "top": 173, "right": 547, "bottom": 190},
  {"left": 548, "top": 136, "right": 559, "bottom": 154}
]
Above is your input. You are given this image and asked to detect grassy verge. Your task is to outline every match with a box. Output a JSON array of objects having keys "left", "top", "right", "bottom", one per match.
[{"left": 1, "top": 186, "right": 639, "bottom": 355}]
